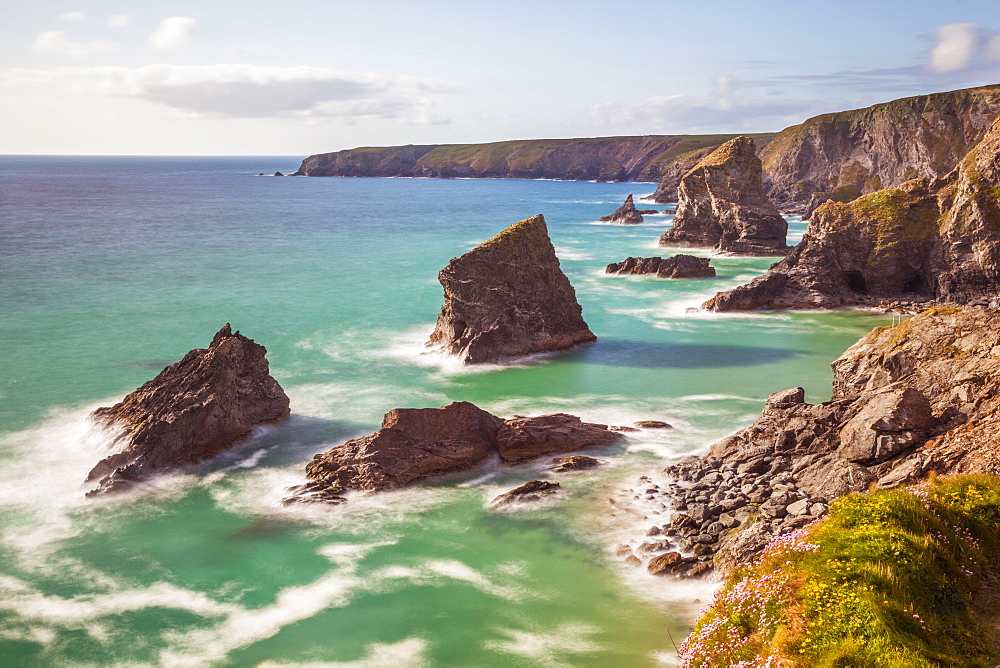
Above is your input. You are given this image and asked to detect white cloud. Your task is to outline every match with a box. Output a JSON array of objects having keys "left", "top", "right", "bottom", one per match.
[
  {"left": 590, "top": 93, "right": 823, "bottom": 134},
  {"left": 32, "top": 31, "right": 118, "bottom": 58},
  {"left": 0, "top": 64, "right": 457, "bottom": 123},
  {"left": 148, "top": 17, "right": 197, "bottom": 50},
  {"left": 58, "top": 11, "right": 86, "bottom": 22},
  {"left": 928, "top": 23, "right": 981, "bottom": 73},
  {"left": 108, "top": 15, "right": 132, "bottom": 29}
]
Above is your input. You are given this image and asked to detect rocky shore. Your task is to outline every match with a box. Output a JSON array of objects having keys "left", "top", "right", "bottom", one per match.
[{"left": 605, "top": 254, "right": 715, "bottom": 278}]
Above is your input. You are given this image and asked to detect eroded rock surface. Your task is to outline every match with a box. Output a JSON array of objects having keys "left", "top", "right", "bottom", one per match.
[
  {"left": 658, "top": 136, "right": 788, "bottom": 255},
  {"left": 87, "top": 325, "right": 290, "bottom": 495},
  {"left": 605, "top": 254, "right": 715, "bottom": 279},
  {"left": 600, "top": 193, "right": 644, "bottom": 224},
  {"left": 704, "top": 116, "right": 1000, "bottom": 311},
  {"left": 287, "top": 402, "right": 622, "bottom": 503},
  {"left": 650, "top": 305, "right": 1000, "bottom": 577},
  {"left": 428, "top": 214, "right": 596, "bottom": 364},
  {"left": 490, "top": 480, "right": 561, "bottom": 508}
]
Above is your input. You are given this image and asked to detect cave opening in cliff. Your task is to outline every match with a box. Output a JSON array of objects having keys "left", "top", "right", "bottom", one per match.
[
  {"left": 903, "top": 273, "right": 926, "bottom": 295},
  {"left": 843, "top": 271, "right": 868, "bottom": 295}
]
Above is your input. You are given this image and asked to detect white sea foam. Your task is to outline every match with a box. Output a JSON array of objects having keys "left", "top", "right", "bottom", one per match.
[
  {"left": 257, "top": 637, "right": 429, "bottom": 668},
  {"left": 553, "top": 245, "right": 594, "bottom": 261},
  {"left": 484, "top": 622, "right": 603, "bottom": 667}
]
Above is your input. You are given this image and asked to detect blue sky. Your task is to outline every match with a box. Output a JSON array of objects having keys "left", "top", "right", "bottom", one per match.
[{"left": 1, "top": 0, "right": 998, "bottom": 155}]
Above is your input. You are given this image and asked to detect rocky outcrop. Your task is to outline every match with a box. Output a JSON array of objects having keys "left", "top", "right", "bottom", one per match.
[
  {"left": 286, "top": 402, "right": 622, "bottom": 503},
  {"left": 599, "top": 194, "right": 643, "bottom": 224},
  {"left": 652, "top": 305, "right": 1000, "bottom": 576},
  {"left": 297, "top": 133, "right": 775, "bottom": 182},
  {"left": 427, "top": 214, "right": 596, "bottom": 364},
  {"left": 86, "top": 325, "right": 290, "bottom": 495},
  {"left": 490, "top": 480, "right": 561, "bottom": 508},
  {"left": 605, "top": 254, "right": 715, "bottom": 278},
  {"left": 703, "top": 116, "right": 1000, "bottom": 311},
  {"left": 658, "top": 137, "right": 789, "bottom": 255},
  {"left": 759, "top": 85, "right": 1000, "bottom": 213},
  {"left": 550, "top": 455, "right": 601, "bottom": 472}
]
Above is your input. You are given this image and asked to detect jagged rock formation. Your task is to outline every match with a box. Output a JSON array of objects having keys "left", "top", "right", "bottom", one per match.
[
  {"left": 658, "top": 137, "right": 789, "bottom": 255},
  {"left": 490, "top": 480, "right": 561, "bottom": 508},
  {"left": 605, "top": 254, "right": 715, "bottom": 278},
  {"left": 599, "top": 194, "right": 643, "bottom": 224},
  {"left": 86, "top": 325, "right": 290, "bottom": 495},
  {"left": 550, "top": 455, "right": 601, "bottom": 472},
  {"left": 703, "top": 116, "right": 1000, "bottom": 311},
  {"left": 759, "top": 85, "right": 1000, "bottom": 213},
  {"left": 286, "top": 402, "right": 622, "bottom": 503},
  {"left": 427, "top": 214, "right": 596, "bottom": 364},
  {"left": 652, "top": 305, "right": 1000, "bottom": 576},
  {"left": 296, "top": 133, "right": 775, "bottom": 182}
]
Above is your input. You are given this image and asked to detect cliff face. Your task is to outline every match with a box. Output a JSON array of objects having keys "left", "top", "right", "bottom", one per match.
[
  {"left": 658, "top": 136, "right": 789, "bottom": 255},
  {"left": 759, "top": 84, "right": 1000, "bottom": 212},
  {"left": 428, "top": 214, "right": 596, "bottom": 364},
  {"left": 296, "top": 133, "right": 775, "bottom": 182},
  {"left": 703, "top": 116, "right": 1000, "bottom": 311},
  {"left": 87, "top": 325, "right": 291, "bottom": 495}
]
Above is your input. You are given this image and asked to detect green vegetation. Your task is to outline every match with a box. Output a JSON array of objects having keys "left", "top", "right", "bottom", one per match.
[
  {"left": 678, "top": 475, "right": 1000, "bottom": 667},
  {"left": 822, "top": 186, "right": 941, "bottom": 261}
]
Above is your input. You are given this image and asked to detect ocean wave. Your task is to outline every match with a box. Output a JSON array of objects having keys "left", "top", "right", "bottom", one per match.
[
  {"left": 484, "top": 622, "right": 603, "bottom": 667},
  {"left": 257, "top": 638, "right": 429, "bottom": 668}
]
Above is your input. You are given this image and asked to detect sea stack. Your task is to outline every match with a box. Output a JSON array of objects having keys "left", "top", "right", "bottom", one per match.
[
  {"left": 600, "top": 194, "right": 644, "bottom": 224},
  {"left": 702, "top": 116, "right": 1000, "bottom": 311},
  {"left": 428, "top": 214, "right": 596, "bottom": 364},
  {"left": 86, "top": 325, "right": 290, "bottom": 495},
  {"left": 659, "top": 136, "right": 788, "bottom": 255},
  {"left": 605, "top": 254, "right": 715, "bottom": 278}
]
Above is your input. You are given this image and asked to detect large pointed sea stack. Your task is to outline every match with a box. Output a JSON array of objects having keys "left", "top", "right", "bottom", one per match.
[
  {"left": 703, "top": 116, "right": 1000, "bottom": 311},
  {"left": 86, "top": 325, "right": 290, "bottom": 495},
  {"left": 428, "top": 214, "right": 596, "bottom": 364},
  {"left": 600, "top": 194, "right": 644, "bottom": 224},
  {"left": 659, "top": 136, "right": 788, "bottom": 255}
]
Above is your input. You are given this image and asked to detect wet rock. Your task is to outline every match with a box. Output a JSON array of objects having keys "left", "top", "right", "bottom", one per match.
[
  {"left": 550, "top": 455, "right": 602, "bottom": 472},
  {"left": 605, "top": 255, "right": 715, "bottom": 279},
  {"left": 624, "top": 555, "right": 642, "bottom": 567},
  {"left": 490, "top": 480, "right": 561, "bottom": 508},
  {"left": 427, "top": 214, "right": 596, "bottom": 364},
  {"left": 87, "top": 325, "right": 290, "bottom": 496},
  {"left": 497, "top": 413, "right": 622, "bottom": 463},
  {"left": 647, "top": 551, "right": 684, "bottom": 575},
  {"left": 600, "top": 193, "right": 644, "bottom": 224}
]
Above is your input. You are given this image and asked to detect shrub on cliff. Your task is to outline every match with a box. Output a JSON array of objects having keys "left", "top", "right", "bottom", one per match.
[{"left": 678, "top": 475, "right": 1000, "bottom": 666}]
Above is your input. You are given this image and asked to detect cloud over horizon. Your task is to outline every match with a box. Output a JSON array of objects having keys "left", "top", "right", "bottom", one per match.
[
  {"left": 148, "top": 17, "right": 197, "bottom": 51},
  {"left": 0, "top": 64, "right": 457, "bottom": 124}
]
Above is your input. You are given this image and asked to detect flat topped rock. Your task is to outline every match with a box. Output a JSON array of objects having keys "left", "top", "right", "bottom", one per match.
[
  {"left": 606, "top": 255, "right": 715, "bottom": 279},
  {"left": 490, "top": 480, "right": 561, "bottom": 508},
  {"left": 287, "top": 401, "right": 622, "bottom": 503},
  {"left": 427, "top": 214, "right": 596, "bottom": 364},
  {"left": 659, "top": 136, "right": 788, "bottom": 255},
  {"left": 86, "top": 324, "right": 290, "bottom": 496},
  {"left": 600, "top": 193, "right": 644, "bottom": 224}
]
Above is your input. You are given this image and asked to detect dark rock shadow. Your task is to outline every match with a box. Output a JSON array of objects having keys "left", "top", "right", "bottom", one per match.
[{"left": 564, "top": 338, "right": 804, "bottom": 369}]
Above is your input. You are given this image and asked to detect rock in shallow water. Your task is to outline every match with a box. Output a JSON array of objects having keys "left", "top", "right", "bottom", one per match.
[
  {"left": 605, "top": 255, "right": 715, "bottom": 279},
  {"left": 599, "top": 193, "right": 644, "bottom": 224},
  {"left": 287, "top": 401, "right": 622, "bottom": 503},
  {"left": 86, "top": 324, "right": 290, "bottom": 496},
  {"left": 427, "top": 214, "right": 596, "bottom": 364},
  {"left": 490, "top": 480, "right": 561, "bottom": 508}
]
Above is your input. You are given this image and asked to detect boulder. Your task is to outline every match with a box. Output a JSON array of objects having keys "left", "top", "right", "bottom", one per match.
[
  {"left": 427, "top": 214, "right": 596, "bottom": 364},
  {"left": 490, "top": 480, "right": 561, "bottom": 508},
  {"left": 658, "top": 136, "right": 788, "bottom": 255},
  {"left": 605, "top": 255, "right": 715, "bottom": 279},
  {"left": 599, "top": 193, "right": 644, "bottom": 224},
  {"left": 647, "top": 551, "right": 685, "bottom": 576},
  {"left": 550, "top": 455, "right": 601, "bottom": 472},
  {"left": 86, "top": 325, "right": 290, "bottom": 495},
  {"left": 838, "top": 386, "right": 933, "bottom": 464},
  {"left": 634, "top": 420, "right": 674, "bottom": 429},
  {"left": 497, "top": 413, "right": 622, "bottom": 463}
]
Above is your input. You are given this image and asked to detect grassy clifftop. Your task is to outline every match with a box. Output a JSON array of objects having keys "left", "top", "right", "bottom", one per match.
[
  {"left": 297, "top": 133, "right": 776, "bottom": 182},
  {"left": 679, "top": 475, "right": 1000, "bottom": 666}
]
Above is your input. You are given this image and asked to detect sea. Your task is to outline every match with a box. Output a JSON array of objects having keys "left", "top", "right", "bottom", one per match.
[{"left": 0, "top": 156, "right": 890, "bottom": 667}]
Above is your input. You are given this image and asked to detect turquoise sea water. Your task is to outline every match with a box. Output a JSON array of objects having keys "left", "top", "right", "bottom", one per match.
[{"left": 0, "top": 156, "right": 889, "bottom": 666}]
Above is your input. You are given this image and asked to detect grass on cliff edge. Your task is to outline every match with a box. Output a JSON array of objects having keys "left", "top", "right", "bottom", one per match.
[{"left": 678, "top": 475, "right": 1000, "bottom": 667}]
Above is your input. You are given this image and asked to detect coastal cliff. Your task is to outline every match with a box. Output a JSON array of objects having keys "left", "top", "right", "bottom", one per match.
[
  {"left": 703, "top": 115, "right": 1000, "bottom": 311},
  {"left": 759, "top": 84, "right": 1000, "bottom": 212},
  {"left": 296, "top": 133, "right": 775, "bottom": 182}
]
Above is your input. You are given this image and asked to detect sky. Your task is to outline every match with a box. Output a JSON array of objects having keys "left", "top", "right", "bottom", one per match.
[{"left": 1, "top": 0, "right": 998, "bottom": 156}]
